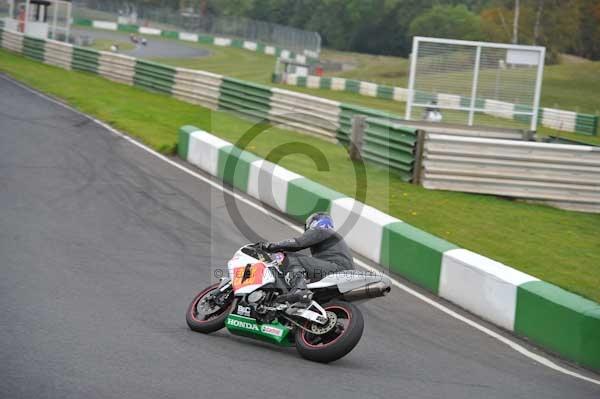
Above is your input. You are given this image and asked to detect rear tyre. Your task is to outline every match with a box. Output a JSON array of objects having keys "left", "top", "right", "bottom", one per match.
[
  {"left": 294, "top": 301, "right": 364, "bottom": 363},
  {"left": 186, "top": 283, "right": 233, "bottom": 334}
]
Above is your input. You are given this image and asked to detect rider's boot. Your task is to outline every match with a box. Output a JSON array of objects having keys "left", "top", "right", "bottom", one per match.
[{"left": 277, "top": 267, "right": 312, "bottom": 305}]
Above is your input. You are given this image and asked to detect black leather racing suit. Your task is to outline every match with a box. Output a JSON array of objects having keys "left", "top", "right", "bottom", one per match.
[{"left": 267, "top": 228, "right": 354, "bottom": 283}]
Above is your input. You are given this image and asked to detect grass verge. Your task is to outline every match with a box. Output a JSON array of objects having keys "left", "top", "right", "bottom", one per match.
[{"left": 1, "top": 49, "right": 599, "bottom": 303}]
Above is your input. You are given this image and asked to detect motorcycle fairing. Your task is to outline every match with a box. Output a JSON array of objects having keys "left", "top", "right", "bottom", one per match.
[
  {"left": 225, "top": 314, "right": 293, "bottom": 346},
  {"left": 307, "top": 270, "right": 391, "bottom": 293},
  {"left": 228, "top": 250, "right": 277, "bottom": 295}
]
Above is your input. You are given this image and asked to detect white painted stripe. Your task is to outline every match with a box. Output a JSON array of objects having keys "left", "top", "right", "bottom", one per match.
[
  {"left": 440, "top": 249, "right": 538, "bottom": 331},
  {"left": 92, "top": 21, "right": 118, "bottom": 31},
  {"left": 188, "top": 130, "right": 231, "bottom": 177},
  {"left": 243, "top": 41, "right": 257, "bottom": 51},
  {"left": 331, "top": 77, "right": 346, "bottom": 91},
  {"left": 214, "top": 37, "right": 231, "bottom": 46},
  {"left": 330, "top": 198, "right": 400, "bottom": 263},
  {"left": 437, "top": 93, "right": 461, "bottom": 109},
  {"left": 485, "top": 99, "right": 516, "bottom": 119},
  {"left": 139, "top": 26, "right": 161, "bottom": 35},
  {"left": 359, "top": 82, "right": 378, "bottom": 97},
  {"left": 1, "top": 29, "right": 24, "bottom": 52},
  {"left": 5, "top": 75, "right": 599, "bottom": 387},
  {"left": 542, "top": 108, "right": 577, "bottom": 132},
  {"left": 285, "top": 74, "right": 298, "bottom": 86},
  {"left": 43, "top": 43, "right": 73, "bottom": 69},
  {"left": 295, "top": 54, "right": 307, "bottom": 64},
  {"left": 3, "top": 18, "right": 19, "bottom": 31},
  {"left": 247, "top": 159, "right": 303, "bottom": 212},
  {"left": 179, "top": 32, "right": 198, "bottom": 42},
  {"left": 306, "top": 75, "right": 320, "bottom": 89},
  {"left": 97, "top": 52, "right": 136, "bottom": 85},
  {"left": 393, "top": 87, "right": 409, "bottom": 102}
]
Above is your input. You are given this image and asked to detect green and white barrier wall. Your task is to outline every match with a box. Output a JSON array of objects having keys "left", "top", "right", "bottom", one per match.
[
  {"left": 274, "top": 73, "right": 599, "bottom": 137},
  {"left": 178, "top": 125, "right": 600, "bottom": 371},
  {"left": 73, "top": 18, "right": 314, "bottom": 64}
]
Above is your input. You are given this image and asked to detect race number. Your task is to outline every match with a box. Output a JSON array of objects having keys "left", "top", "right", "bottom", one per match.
[{"left": 232, "top": 262, "right": 266, "bottom": 292}]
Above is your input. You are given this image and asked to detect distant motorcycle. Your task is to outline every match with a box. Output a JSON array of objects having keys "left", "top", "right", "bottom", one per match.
[{"left": 186, "top": 243, "right": 391, "bottom": 363}]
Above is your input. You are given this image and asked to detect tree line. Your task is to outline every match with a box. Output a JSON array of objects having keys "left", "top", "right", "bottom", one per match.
[{"left": 130, "top": 1, "right": 600, "bottom": 61}]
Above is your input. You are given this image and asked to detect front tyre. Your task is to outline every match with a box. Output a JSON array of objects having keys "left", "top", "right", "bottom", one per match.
[
  {"left": 295, "top": 301, "right": 364, "bottom": 363},
  {"left": 186, "top": 283, "right": 233, "bottom": 334}
]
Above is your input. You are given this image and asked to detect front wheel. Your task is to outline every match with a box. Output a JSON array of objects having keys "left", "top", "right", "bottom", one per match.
[
  {"left": 295, "top": 301, "right": 364, "bottom": 363},
  {"left": 186, "top": 283, "right": 233, "bottom": 333}
]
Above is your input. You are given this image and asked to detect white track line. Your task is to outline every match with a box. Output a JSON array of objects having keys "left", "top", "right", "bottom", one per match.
[{"left": 3, "top": 74, "right": 599, "bottom": 386}]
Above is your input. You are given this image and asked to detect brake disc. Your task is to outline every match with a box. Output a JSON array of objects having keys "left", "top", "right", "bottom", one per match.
[{"left": 310, "top": 311, "right": 338, "bottom": 335}]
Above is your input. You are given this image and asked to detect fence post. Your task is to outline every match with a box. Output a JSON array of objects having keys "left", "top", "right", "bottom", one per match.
[
  {"left": 349, "top": 115, "right": 366, "bottom": 161},
  {"left": 412, "top": 129, "right": 426, "bottom": 184},
  {"left": 524, "top": 130, "right": 536, "bottom": 141}
]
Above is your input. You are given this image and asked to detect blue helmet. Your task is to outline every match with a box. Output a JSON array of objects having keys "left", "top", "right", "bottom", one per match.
[{"left": 305, "top": 212, "right": 334, "bottom": 231}]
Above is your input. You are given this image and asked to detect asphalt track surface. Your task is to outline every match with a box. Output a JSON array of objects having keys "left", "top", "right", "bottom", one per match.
[
  {"left": 1, "top": 76, "right": 599, "bottom": 399},
  {"left": 72, "top": 28, "right": 210, "bottom": 59}
]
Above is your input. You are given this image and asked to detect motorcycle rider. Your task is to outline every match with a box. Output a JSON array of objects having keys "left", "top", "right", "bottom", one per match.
[{"left": 263, "top": 212, "right": 354, "bottom": 304}]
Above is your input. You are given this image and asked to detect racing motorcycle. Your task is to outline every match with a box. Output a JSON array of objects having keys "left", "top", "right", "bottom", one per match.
[{"left": 186, "top": 243, "right": 391, "bottom": 363}]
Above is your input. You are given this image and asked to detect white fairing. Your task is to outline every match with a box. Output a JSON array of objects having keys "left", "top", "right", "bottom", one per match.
[
  {"left": 226, "top": 246, "right": 391, "bottom": 296},
  {"left": 227, "top": 249, "right": 276, "bottom": 295},
  {"left": 308, "top": 271, "right": 391, "bottom": 293}
]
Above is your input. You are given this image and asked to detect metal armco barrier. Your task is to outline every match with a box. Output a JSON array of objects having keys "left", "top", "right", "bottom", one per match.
[
  {"left": 218, "top": 77, "right": 272, "bottom": 121},
  {"left": 44, "top": 40, "right": 73, "bottom": 70},
  {"left": 269, "top": 88, "right": 340, "bottom": 141},
  {"left": 420, "top": 134, "right": 600, "bottom": 213},
  {"left": 362, "top": 118, "right": 419, "bottom": 182},
  {"left": 23, "top": 36, "right": 45, "bottom": 62},
  {"left": 71, "top": 46, "right": 99, "bottom": 73},
  {"left": 98, "top": 52, "right": 136, "bottom": 85},
  {"left": 134, "top": 60, "right": 176, "bottom": 95},
  {"left": 338, "top": 104, "right": 395, "bottom": 145},
  {"left": 1, "top": 28, "right": 23, "bottom": 53},
  {"left": 389, "top": 120, "right": 527, "bottom": 141},
  {"left": 172, "top": 68, "right": 222, "bottom": 110}
]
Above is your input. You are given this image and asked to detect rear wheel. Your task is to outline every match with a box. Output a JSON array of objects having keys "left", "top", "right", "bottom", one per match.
[
  {"left": 186, "top": 283, "right": 233, "bottom": 333},
  {"left": 294, "top": 301, "right": 364, "bottom": 363}
]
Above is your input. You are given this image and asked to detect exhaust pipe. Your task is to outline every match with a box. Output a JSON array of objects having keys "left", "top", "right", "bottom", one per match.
[{"left": 342, "top": 281, "right": 391, "bottom": 301}]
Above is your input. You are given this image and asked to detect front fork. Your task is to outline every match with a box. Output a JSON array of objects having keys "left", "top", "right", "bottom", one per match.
[
  {"left": 217, "top": 277, "right": 232, "bottom": 292},
  {"left": 205, "top": 278, "right": 233, "bottom": 310}
]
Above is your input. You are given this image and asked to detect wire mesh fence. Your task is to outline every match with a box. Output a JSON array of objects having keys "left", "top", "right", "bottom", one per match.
[
  {"left": 0, "top": 0, "right": 10, "bottom": 18},
  {"left": 407, "top": 37, "right": 545, "bottom": 130},
  {"left": 72, "top": 0, "right": 321, "bottom": 57}
]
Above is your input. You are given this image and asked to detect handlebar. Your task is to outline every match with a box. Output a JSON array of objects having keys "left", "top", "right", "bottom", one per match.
[{"left": 242, "top": 243, "right": 273, "bottom": 263}]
